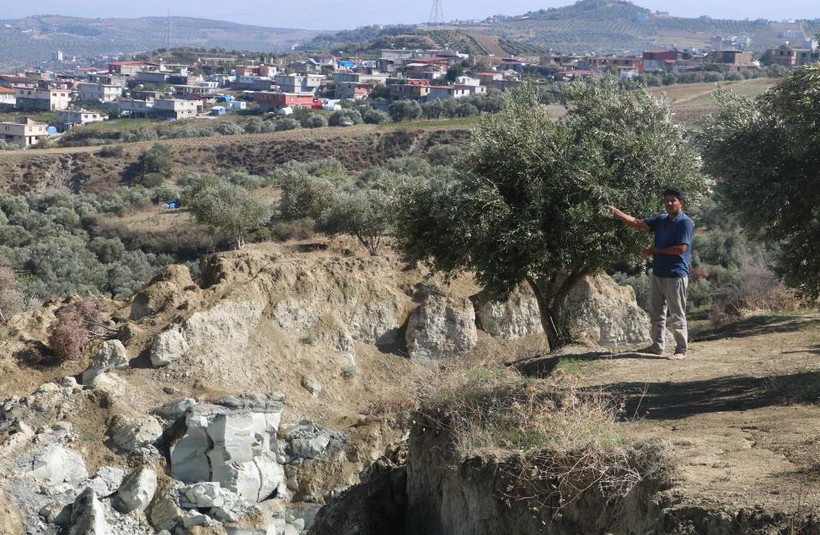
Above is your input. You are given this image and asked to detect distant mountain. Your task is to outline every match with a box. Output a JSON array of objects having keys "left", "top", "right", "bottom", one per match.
[
  {"left": 1, "top": 2, "right": 819, "bottom": 71},
  {"left": 309, "top": 0, "right": 820, "bottom": 56},
  {"left": 0, "top": 15, "right": 322, "bottom": 70}
]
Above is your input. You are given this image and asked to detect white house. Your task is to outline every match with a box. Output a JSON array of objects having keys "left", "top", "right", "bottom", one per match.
[
  {"left": 56, "top": 108, "right": 107, "bottom": 129},
  {"left": 152, "top": 98, "right": 198, "bottom": 119},
  {"left": 77, "top": 82, "right": 123, "bottom": 103},
  {"left": 14, "top": 87, "right": 71, "bottom": 111},
  {"left": 0, "top": 118, "right": 47, "bottom": 147}
]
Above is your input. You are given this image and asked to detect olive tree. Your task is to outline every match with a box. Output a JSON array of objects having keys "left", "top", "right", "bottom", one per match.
[
  {"left": 697, "top": 64, "right": 820, "bottom": 298},
  {"left": 317, "top": 189, "right": 392, "bottom": 255},
  {"left": 395, "top": 82, "right": 706, "bottom": 350},
  {"left": 186, "top": 176, "right": 272, "bottom": 249}
]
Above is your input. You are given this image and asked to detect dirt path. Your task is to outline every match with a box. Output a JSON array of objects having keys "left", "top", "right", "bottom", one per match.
[{"left": 576, "top": 314, "right": 820, "bottom": 518}]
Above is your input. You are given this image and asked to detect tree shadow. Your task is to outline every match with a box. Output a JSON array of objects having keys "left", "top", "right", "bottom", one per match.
[
  {"left": 603, "top": 371, "right": 820, "bottom": 421},
  {"left": 692, "top": 314, "right": 820, "bottom": 342},
  {"left": 13, "top": 341, "right": 63, "bottom": 368}
]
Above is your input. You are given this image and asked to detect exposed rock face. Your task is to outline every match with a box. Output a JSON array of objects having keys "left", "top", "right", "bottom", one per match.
[
  {"left": 476, "top": 274, "right": 650, "bottom": 347},
  {"left": 475, "top": 286, "right": 543, "bottom": 340},
  {"left": 81, "top": 339, "right": 130, "bottom": 384},
  {"left": 405, "top": 296, "right": 477, "bottom": 361},
  {"left": 182, "top": 300, "right": 266, "bottom": 350},
  {"left": 401, "top": 412, "right": 667, "bottom": 535},
  {"left": 557, "top": 273, "right": 650, "bottom": 347},
  {"left": 170, "top": 397, "right": 286, "bottom": 502}
]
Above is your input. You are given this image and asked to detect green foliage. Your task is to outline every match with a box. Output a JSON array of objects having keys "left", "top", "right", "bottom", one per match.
[
  {"left": 697, "top": 64, "right": 820, "bottom": 298},
  {"left": 273, "top": 118, "right": 300, "bottom": 131},
  {"left": 316, "top": 189, "right": 392, "bottom": 255},
  {"left": 301, "top": 113, "right": 328, "bottom": 128},
  {"left": 136, "top": 143, "right": 173, "bottom": 183},
  {"left": 395, "top": 81, "right": 706, "bottom": 349},
  {"left": 388, "top": 99, "right": 422, "bottom": 122},
  {"left": 277, "top": 171, "right": 338, "bottom": 221},
  {"left": 328, "top": 109, "right": 363, "bottom": 127},
  {"left": 215, "top": 121, "right": 245, "bottom": 135},
  {"left": 185, "top": 175, "right": 272, "bottom": 249},
  {"left": 362, "top": 109, "right": 389, "bottom": 125}
]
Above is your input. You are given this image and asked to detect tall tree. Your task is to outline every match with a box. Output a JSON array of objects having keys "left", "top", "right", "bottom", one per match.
[
  {"left": 697, "top": 64, "right": 820, "bottom": 298},
  {"left": 395, "top": 82, "right": 705, "bottom": 350}
]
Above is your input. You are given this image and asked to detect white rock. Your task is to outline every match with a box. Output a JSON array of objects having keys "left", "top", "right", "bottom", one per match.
[
  {"left": 181, "top": 482, "right": 226, "bottom": 508},
  {"left": 81, "top": 339, "right": 130, "bottom": 383},
  {"left": 116, "top": 466, "right": 157, "bottom": 512},
  {"left": 69, "top": 488, "right": 108, "bottom": 535},
  {"left": 149, "top": 328, "right": 189, "bottom": 367},
  {"left": 475, "top": 286, "right": 543, "bottom": 340},
  {"left": 87, "top": 466, "right": 125, "bottom": 497},
  {"left": 171, "top": 402, "right": 284, "bottom": 502},
  {"left": 108, "top": 414, "right": 163, "bottom": 452},
  {"left": 28, "top": 444, "right": 88, "bottom": 485},
  {"left": 406, "top": 295, "right": 477, "bottom": 361}
]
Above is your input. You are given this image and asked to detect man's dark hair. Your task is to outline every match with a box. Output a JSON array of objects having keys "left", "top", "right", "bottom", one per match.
[{"left": 663, "top": 186, "right": 684, "bottom": 203}]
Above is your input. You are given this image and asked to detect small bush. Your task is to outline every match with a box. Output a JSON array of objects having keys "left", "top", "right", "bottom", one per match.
[
  {"left": 302, "top": 114, "right": 328, "bottom": 128},
  {"left": 710, "top": 266, "right": 800, "bottom": 324},
  {"left": 47, "top": 299, "right": 99, "bottom": 361}
]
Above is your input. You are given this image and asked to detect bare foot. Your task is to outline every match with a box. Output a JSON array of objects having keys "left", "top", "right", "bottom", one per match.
[{"left": 668, "top": 352, "right": 686, "bottom": 360}]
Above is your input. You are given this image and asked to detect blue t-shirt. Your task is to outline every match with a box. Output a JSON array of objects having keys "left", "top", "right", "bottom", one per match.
[{"left": 644, "top": 212, "right": 694, "bottom": 278}]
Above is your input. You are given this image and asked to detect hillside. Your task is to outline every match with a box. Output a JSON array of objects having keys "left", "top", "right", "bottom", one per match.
[
  {"left": 2, "top": 1, "right": 819, "bottom": 70},
  {"left": 0, "top": 240, "right": 817, "bottom": 533},
  {"left": 312, "top": 0, "right": 820, "bottom": 56},
  {"left": 0, "top": 15, "right": 322, "bottom": 70}
]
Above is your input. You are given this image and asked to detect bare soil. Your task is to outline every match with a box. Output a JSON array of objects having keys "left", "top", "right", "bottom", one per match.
[{"left": 571, "top": 313, "right": 820, "bottom": 518}]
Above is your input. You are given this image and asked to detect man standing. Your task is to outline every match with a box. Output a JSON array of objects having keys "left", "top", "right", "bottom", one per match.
[{"left": 606, "top": 187, "right": 694, "bottom": 360}]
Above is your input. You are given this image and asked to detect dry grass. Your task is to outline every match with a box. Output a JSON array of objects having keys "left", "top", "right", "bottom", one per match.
[{"left": 415, "top": 355, "right": 671, "bottom": 518}]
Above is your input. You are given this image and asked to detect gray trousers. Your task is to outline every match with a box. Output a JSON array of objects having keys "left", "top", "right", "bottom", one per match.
[{"left": 648, "top": 276, "right": 688, "bottom": 354}]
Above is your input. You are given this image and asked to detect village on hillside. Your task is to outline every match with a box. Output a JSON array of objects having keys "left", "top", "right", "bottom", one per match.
[{"left": 1, "top": 31, "right": 818, "bottom": 147}]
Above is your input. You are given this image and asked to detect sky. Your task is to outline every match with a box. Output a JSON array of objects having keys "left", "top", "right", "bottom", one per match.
[{"left": 2, "top": 0, "right": 817, "bottom": 31}]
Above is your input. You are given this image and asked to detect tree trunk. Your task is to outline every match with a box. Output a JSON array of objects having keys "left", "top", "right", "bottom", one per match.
[{"left": 525, "top": 276, "right": 563, "bottom": 351}]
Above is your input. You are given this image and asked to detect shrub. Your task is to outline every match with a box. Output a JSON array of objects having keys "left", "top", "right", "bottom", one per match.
[
  {"left": 215, "top": 121, "right": 244, "bottom": 135},
  {"left": 273, "top": 118, "right": 300, "bottom": 131},
  {"left": 301, "top": 114, "right": 328, "bottom": 128},
  {"left": 363, "top": 109, "right": 389, "bottom": 124},
  {"left": 47, "top": 299, "right": 99, "bottom": 361},
  {"left": 328, "top": 109, "right": 363, "bottom": 126},
  {"left": 0, "top": 265, "right": 24, "bottom": 321}
]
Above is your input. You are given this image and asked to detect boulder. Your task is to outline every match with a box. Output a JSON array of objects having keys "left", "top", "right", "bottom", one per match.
[
  {"left": 87, "top": 466, "right": 125, "bottom": 497},
  {"left": 68, "top": 488, "right": 109, "bottom": 535},
  {"left": 115, "top": 466, "right": 157, "bottom": 513},
  {"left": 474, "top": 286, "right": 543, "bottom": 340},
  {"left": 81, "top": 339, "right": 130, "bottom": 384},
  {"left": 556, "top": 273, "right": 650, "bottom": 347},
  {"left": 107, "top": 414, "right": 163, "bottom": 452},
  {"left": 405, "top": 295, "right": 477, "bottom": 361},
  {"left": 149, "top": 328, "right": 189, "bottom": 367},
  {"left": 27, "top": 444, "right": 88, "bottom": 485}
]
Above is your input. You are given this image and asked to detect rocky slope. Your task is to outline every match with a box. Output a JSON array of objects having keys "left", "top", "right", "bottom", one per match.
[
  {"left": 0, "top": 238, "right": 650, "bottom": 534},
  {"left": 3, "top": 238, "right": 817, "bottom": 534}
]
